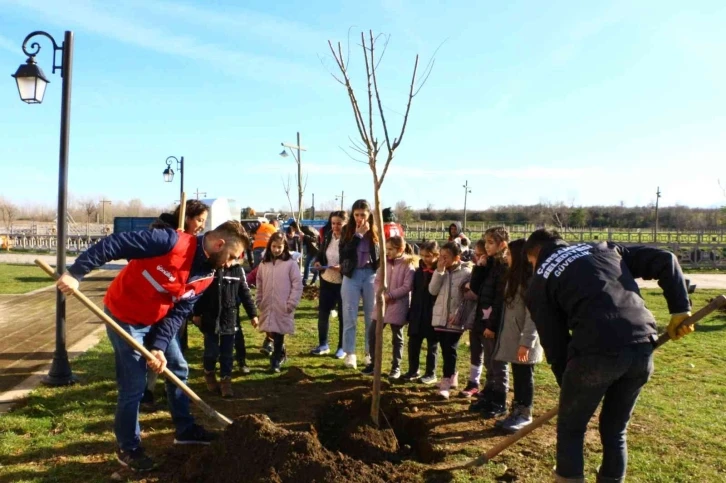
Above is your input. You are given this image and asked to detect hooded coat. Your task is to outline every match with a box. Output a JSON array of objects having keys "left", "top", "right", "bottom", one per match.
[
  {"left": 255, "top": 257, "right": 303, "bottom": 335},
  {"left": 374, "top": 256, "right": 415, "bottom": 325}
]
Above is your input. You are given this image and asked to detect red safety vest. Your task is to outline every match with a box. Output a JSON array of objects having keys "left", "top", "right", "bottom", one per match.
[
  {"left": 384, "top": 223, "right": 404, "bottom": 239},
  {"left": 104, "top": 233, "right": 214, "bottom": 325}
]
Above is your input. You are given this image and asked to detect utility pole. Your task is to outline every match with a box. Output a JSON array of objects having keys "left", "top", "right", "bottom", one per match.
[
  {"left": 194, "top": 188, "right": 207, "bottom": 200},
  {"left": 462, "top": 180, "right": 472, "bottom": 232},
  {"left": 335, "top": 190, "right": 345, "bottom": 210},
  {"left": 311, "top": 193, "right": 315, "bottom": 220},
  {"left": 281, "top": 132, "right": 307, "bottom": 223},
  {"left": 100, "top": 198, "right": 111, "bottom": 226},
  {"left": 654, "top": 186, "right": 661, "bottom": 240}
]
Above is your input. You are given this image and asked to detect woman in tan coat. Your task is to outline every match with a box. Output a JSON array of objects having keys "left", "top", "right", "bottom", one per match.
[{"left": 256, "top": 232, "right": 303, "bottom": 373}]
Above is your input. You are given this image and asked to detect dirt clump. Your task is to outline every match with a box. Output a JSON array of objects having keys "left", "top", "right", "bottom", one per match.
[
  {"left": 172, "top": 414, "right": 389, "bottom": 483},
  {"left": 302, "top": 285, "right": 320, "bottom": 300}
]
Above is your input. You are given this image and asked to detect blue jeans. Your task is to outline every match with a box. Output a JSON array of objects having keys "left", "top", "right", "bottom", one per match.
[
  {"left": 302, "top": 252, "right": 318, "bottom": 285},
  {"left": 203, "top": 333, "right": 235, "bottom": 378},
  {"left": 556, "top": 343, "right": 654, "bottom": 482},
  {"left": 105, "top": 308, "right": 195, "bottom": 451},
  {"left": 341, "top": 267, "right": 375, "bottom": 355}
]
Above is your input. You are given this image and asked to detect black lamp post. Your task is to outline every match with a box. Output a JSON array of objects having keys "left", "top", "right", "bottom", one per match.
[
  {"left": 12, "top": 30, "right": 77, "bottom": 386},
  {"left": 163, "top": 156, "right": 184, "bottom": 203}
]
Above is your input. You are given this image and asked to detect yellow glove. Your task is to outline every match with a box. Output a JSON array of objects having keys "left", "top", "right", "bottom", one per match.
[{"left": 667, "top": 312, "right": 694, "bottom": 340}]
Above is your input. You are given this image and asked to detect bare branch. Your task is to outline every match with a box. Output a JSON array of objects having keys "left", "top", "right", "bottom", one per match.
[
  {"left": 373, "top": 33, "right": 390, "bottom": 71},
  {"left": 370, "top": 30, "right": 393, "bottom": 175},
  {"left": 339, "top": 146, "right": 369, "bottom": 164},
  {"left": 329, "top": 40, "right": 371, "bottom": 148},
  {"left": 362, "top": 31, "right": 375, "bottom": 157},
  {"left": 282, "top": 175, "right": 295, "bottom": 217}
]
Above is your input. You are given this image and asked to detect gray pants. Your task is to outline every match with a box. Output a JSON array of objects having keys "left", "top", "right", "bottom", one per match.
[
  {"left": 483, "top": 337, "right": 509, "bottom": 393},
  {"left": 367, "top": 322, "right": 404, "bottom": 370}
]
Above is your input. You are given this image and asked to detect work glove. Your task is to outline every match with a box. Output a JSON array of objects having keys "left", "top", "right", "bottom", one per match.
[{"left": 667, "top": 312, "right": 694, "bottom": 341}]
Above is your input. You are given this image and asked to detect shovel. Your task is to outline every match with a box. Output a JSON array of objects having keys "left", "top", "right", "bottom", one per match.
[
  {"left": 35, "top": 258, "right": 233, "bottom": 427},
  {"left": 449, "top": 294, "right": 726, "bottom": 470}
]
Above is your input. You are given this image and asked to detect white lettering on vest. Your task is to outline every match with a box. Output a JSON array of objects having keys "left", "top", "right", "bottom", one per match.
[{"left": 156, "top": 265, "right": 176, "bottom": 282}]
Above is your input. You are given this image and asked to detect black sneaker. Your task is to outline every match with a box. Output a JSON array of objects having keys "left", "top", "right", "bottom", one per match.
[
  {"left": 469, "top": 397, "right": 491, "bottom": 413},
  {"left": 261, "top": 339, "right": 273, "bottom": 356},
  {"left": 361, "top": 364, "right": 375, "bottom": 376},
  {"left": 481, "top": 402, "right": 507, "bottom": 419},
  {"left": 116, "top": 447, "right": 155, "bottom": 472},
  {"left": 400, "top": 370, "right": 420, "bottom": 382},
  {"left": 173, "top": 424, "right": 218, "bottom": 445}
]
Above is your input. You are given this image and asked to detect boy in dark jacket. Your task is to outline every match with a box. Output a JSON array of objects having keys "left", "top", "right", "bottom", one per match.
[
  {"left": 193, "top": 261, "right": 258, "bottom": 398},
  {"left": 402, "top": 241, "right": 440, "bottom": 384},
  {"left": 524, "top": 229, "right": 692, "bottom": 483}
]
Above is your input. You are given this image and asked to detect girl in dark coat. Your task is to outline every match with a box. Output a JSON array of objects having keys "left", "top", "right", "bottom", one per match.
[{"left": 402, "top": 241, "right": 440, "bottom": 384}]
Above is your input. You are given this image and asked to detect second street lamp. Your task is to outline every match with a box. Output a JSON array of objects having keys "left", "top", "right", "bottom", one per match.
[
  {"left": 11, "top": 30, "right": 77, "bottom": 386},
  {"left": 163, "top": 156, "right": 184, "bottom": 202}
]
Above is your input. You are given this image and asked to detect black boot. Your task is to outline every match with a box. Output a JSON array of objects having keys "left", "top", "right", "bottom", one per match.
[
  {"left": 481, "top": 391, "right": 507, "bottom": 419},
  {"left": 468, "top": 386, "right": 493, "bottom": 412}
]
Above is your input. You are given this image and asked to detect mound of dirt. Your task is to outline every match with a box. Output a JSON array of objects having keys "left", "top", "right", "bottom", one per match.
[
  {"left": 172, "top": 414, "right": 389, "bottom": 483},
  {"left": 302, "top": 285, "right": 320, "bottom": 300}
]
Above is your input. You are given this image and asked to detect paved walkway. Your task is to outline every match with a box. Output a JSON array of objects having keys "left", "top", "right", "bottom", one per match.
[
  {"left": 0, "top": 270, "right": 117, "bottom": 409},
  {"left": 0, "top": 252, "right": 127, "bottom": 269},
  {"left": 638, "top": 274, "right": 726, "bottom": 290}
]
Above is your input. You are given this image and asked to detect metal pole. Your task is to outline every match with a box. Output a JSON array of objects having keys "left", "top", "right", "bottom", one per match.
[
  {"left": 312, "top": 193, "right": 315, "bottom": 220},
  {"left": 463, "top": 180, "right": 470, "bottom": 232},
  {"left": 44, "top": 30, "right": 76, "bottom": 386},
  {"left": 341, "top": 190, "right": 345, "bottom": 210},
  {"left": 655, "top": 186, "right": 661, "bottom": 241},
  {"left": 297, "top": 132, "right": 302, "bottom": 222},
  {"left": 180, "top": 156, "right": 185, "bottom": 206}
]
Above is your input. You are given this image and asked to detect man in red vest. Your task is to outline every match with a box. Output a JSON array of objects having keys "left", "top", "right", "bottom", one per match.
[{"left": 56, "top": 221, "right": 248, "bottom": 472}]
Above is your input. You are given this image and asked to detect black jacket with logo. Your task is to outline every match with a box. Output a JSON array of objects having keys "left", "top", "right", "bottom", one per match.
[
  {"left": 194, "top": 263, "right": 257, "bottom": 336},
  {"left": 525, "top": 241, "right": 690, "bottom": 383}
]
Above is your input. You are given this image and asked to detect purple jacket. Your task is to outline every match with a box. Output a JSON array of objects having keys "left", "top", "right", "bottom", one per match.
[{"left": 374, "top": 256, "right": 415, "bottom": 326}]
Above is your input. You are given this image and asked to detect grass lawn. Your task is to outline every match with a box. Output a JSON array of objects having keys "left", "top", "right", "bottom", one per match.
[
  {"left": 0, "top": 289, "right": 725, "bottom": 482},
  {"left": 0, "top": 264, "right": 54, "bottom": 294}
]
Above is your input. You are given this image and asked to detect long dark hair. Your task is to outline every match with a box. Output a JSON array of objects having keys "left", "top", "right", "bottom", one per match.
[
  {"left": 342, "top": 199, "right": 379, "bottom": 244},
  {"left": 504, "top": 238, "right": 531, "bottom": 305},
  {"left": 262, "top": 232, "right": 291, "bottom": 263}
]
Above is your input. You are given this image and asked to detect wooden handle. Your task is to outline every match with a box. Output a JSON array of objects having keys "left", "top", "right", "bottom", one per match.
[
  {"left": 36, "top": 259, "right": 232, "bottom": 426},
  {"left": 473, "top": 294, "right": 726, "bottom": 465},
  {"left": 178, "top": 192, "right": 187, "bottom": 232},
  {"left": 654, "top": 294, "right": 726, "bottom": 348}
]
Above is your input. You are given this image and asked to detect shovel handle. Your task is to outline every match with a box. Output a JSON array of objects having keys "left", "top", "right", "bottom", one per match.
[
  {"left": 35, "top": 259, "right": 232, "bottom": 426},
  {"left": 475, "top": 293, "right": 726, "bottom": 465}
]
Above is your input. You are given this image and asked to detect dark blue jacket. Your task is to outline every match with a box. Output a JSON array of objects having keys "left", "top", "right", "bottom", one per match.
[
  {"left": 526, "top": 241, "right": 690, "bottom": 384},
  {"left": 68, "top": 229, "right": 214, "bottom": 352}
]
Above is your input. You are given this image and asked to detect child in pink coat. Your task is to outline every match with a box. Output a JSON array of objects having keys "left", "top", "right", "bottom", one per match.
[
  {"left": 361, "top": 236, "right": 415, "bottom": 380},
  {"left": 256, "top": 232, "right": 303, "bottom": 373}
]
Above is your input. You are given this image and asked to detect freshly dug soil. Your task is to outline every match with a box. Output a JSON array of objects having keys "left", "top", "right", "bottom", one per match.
[
  {"left": 173, "top": 414, "right": 389, "bottom": 483},
  {"left": 317, "top": 394, "right": 400, "bottom": 464},
  {"left": 302, "top": 285, "right": 320, "bottom": 300}
]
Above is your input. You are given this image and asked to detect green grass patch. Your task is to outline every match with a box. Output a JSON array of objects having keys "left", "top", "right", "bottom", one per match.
[
  {"left": 0, "top": 264, "right": 53, "bottom": 294},
  {"left": 0, "top": 290, "right": 725, "bottom": 482}
]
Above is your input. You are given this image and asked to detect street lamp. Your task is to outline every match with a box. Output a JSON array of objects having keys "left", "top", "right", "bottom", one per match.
[
  {"left": 12, "top": 30, "right": 76, "bottom": 386},
  {"left": 462, "top": 180, "right": 472, "bottom": 232},
  {"left": 163, "top": 156, "right": 184, "bottom": 202}
]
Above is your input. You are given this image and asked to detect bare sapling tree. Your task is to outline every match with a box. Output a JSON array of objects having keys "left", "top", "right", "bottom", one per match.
[
  {"left": 329, "top": 30, "right": 434, "bottom": 425},
  {"left": 282, "top": 175, "right": 296, "bottom": 219}
]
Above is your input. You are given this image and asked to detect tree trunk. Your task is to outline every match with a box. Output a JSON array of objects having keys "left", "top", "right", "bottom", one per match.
[{"left": 370, "top": 176, "right": 388, "bottom": 426}]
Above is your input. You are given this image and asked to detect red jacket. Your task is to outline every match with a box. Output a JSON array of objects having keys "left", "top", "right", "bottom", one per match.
[{"left": 105, "top": 232, "right": 214, "bottom": 327}]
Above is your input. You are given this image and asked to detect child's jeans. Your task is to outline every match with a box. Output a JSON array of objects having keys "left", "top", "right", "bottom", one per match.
[
  {"left": 556, "top": 343, "right": 653, "bottom": 482},
  {"left": 511, "top": 363, "right": 535, "bottom": 407},
  {"left": 203, "top": 333, "right": 235, "bottom": 379},
  {"left": 408, "top": 330, "right": 438, "bottom": 375},
  {"left": 438, "top": 331, "right": 463, "bottom": 378},
  {"left": 483, "top": 336, "right": 509, "bottom": 393},
  {"left": 367, "top": 322, "right": 404, "bottom": 370}
]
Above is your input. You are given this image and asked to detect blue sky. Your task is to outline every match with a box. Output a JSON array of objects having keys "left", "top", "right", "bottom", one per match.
[{"left": 1, "top": 0, "right": 725, "bottom": 214}]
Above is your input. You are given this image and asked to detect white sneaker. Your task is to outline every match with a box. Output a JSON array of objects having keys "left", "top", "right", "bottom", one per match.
[
  {"left": 344, "top": 354, "right": 357, "bottom": 369},
  {"left": 438, "top": 376, "right": 452, "bottom": 399},
  {"left": 364, "top": 353, "right": 372, "bottom": 366},
  {"left": 331, "top": 309, "right": 338, "bottom": 319},
  {"left": 334, "top": 348, "right": 346, "bottom": 359}
]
